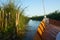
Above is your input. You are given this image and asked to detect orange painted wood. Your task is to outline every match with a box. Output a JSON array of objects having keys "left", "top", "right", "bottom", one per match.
[{"left": 34, "top": 19, "right": 60, "bottom": 40}]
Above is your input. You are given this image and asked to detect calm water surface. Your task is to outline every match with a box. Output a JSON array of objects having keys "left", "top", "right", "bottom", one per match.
[{"left": 24, "top": 20, "right": 40, "bottom": 40}]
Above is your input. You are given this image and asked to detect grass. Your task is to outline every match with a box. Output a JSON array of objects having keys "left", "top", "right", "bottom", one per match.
[{"left": 0, "top": 0, "right": 29, "bottom": 40}]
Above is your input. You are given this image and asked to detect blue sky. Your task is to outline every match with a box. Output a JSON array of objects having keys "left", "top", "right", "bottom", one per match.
[{"left": 0, "top": 0, "right": 60, "bottom": 17}]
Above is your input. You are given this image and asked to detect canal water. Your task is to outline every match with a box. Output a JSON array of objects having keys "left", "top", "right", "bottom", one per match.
[{"left": 24, "top": 20, "right": 40, "bottom": 40}]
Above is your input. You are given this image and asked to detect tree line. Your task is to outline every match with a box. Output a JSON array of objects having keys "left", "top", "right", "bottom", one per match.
[{"left": 30, "top": 10, "right": 60, "bottom": 21}]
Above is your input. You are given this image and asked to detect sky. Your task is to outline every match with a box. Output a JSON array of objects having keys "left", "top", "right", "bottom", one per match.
[{"left": 0, "top": 0, "right": 60, "bottom": 17}]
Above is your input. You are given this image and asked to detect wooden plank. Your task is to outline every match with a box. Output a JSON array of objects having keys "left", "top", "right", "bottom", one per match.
[{"left": 34, "top": 19, "right": 60, "bottom": 40}]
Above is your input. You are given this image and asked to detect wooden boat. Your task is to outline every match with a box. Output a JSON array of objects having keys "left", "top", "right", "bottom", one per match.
[{"left": 34, "top": 17, "right": 60, "bottom": 40}]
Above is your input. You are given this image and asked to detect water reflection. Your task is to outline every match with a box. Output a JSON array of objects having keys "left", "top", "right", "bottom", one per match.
[
  {"left": 23, "top": 20, "right": 40, "bottom": 40},
  {"left": 27, "top": 20, "right": 40, "bottom": 30}
]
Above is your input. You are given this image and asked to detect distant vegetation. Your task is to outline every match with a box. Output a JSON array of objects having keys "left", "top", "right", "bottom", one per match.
[
  {"left": 30, "top": 10, "right": 60, "bottom": 21},
  {"left": 30, "top": 16, "right": 44, "bottom": 21},
  {"left": 47, "top": 11, "right": 60, "bottom": 20}
]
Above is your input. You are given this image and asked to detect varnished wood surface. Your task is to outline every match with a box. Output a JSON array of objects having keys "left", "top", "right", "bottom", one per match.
[{"left": 34, "top": 18, "right": 60, "bottom": 40}]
